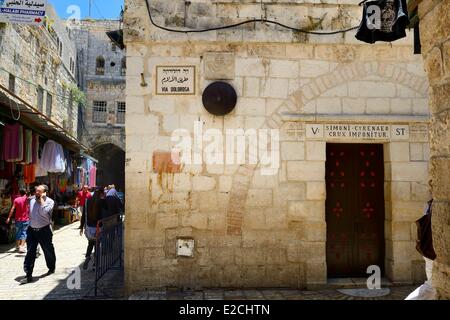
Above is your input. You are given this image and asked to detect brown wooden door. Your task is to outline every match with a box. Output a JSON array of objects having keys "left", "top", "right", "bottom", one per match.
[{"left": 326, "top": 143, "right": 385, "bottom": 277}]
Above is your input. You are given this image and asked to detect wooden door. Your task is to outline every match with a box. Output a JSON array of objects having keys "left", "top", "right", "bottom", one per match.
[{"left": 326, "top": 143, "right": 385, "bottom": 277}]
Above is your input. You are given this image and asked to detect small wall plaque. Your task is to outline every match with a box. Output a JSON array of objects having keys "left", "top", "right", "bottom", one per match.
[{"left": 156, "top": 66, "right": 196, "bottom": 95}]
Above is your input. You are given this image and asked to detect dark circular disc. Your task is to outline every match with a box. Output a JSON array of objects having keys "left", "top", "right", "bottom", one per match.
[{"left": 202, "top": 81, "right": 237, "bottom": 116}]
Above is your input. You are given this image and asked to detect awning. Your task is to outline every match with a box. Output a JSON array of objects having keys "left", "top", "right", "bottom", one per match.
[
  {"left": 0, "top": 83, "right": 89, "bottom": 153},
  {"left": 106, "top": 29, "right": 125, "bottom": 50}
]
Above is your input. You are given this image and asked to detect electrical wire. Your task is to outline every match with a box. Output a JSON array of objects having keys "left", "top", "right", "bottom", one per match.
[{"left": 145, "top": 0, "right": 359, "bottom": 35}]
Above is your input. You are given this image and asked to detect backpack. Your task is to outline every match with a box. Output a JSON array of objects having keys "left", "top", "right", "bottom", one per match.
[{"left": 415, "top": 200, "right": 436, "bottom": 260}]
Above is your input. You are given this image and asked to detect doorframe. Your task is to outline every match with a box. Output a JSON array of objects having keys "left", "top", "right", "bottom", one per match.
[{"left": 324, "top": 142, "right": 387, "bottom": 280}]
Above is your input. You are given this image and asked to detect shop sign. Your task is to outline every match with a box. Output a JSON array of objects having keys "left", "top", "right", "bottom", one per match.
[
  {"left": 0, "top": 0, "right": 47, "bottom": 26},
  {"left": 156, "top": 66, "right": 195, "bottom": 95}
]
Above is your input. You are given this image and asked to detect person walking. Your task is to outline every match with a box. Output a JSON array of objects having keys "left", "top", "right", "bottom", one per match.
[
  {"left": 104, "top": 185, "right": 123, "bottom": 218},
  {"left": 6, "top": 189, "right": 30, "bottom": 253},
  {"left": 76, "top": 185, "right": 92, "bottom": 221},
  {"left": 23, "top": 184, "right": 56, "bottom": 283},
  {"left": 79, "top": 187, "right": 105, "bottom": 270}
]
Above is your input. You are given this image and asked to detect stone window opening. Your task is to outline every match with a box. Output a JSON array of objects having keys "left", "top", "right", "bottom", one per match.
[
  {"left": 93, "top": 101, "right": 108, "bottom": 123},
  {"left": 121, "top": 58, "right": 126, "bottom": 76},
  {"left": 46, "top": 92, "right": 53, "bottom": 118},
  {"left": 8, "top": 74, "right": 15, "bottom": 94},
  {"left": 95, "top": 56, "right": 105, "bottom": 75},
  {"left": 36, "top": 86, "right": 44, "bottom": 112},
  {"left": 116, "top": 101, "right": 125, "bottom": 125}
]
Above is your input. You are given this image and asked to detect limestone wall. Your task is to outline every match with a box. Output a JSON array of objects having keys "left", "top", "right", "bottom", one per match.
[
  {"left": 124, "top": 0, "right": 431, "bottom": 293},
  {"left": 418, "top": 0, "right": 450, "bottom": 300},
  {"left": 0, "top": 5, "right": 78, "bottom": 137},
  {"left": 68, "top": 20, "right": 126, "bottom": 150}
]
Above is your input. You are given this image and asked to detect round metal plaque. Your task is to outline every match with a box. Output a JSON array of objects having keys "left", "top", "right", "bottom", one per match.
[{"left": 202, "top": 81, "right": 237, "bottom": 116}]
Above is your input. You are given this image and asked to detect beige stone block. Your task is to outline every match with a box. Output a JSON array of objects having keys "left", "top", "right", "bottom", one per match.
[
  {"left": 173, "top": 173, "right": 191, "bottom": 192},
  {"left": 192, "top": 176, "right": 216, "bottom": 191},
  {"left": 181, "top": 213, "right": 208, "bottom": 229},
  {"left": 306, "top": 142, "right": 326, "bottom": 161},
  {"left": 244, "top": 208, "right": 266, "bottom": 230},
  {"left": 322, "top": 84, "right": 348, "bottom": 97},
  {"left": 391, "top": 182, "right": 411, "bottom": 201},
  {"left": 244, "top": 77, "right": 260, "bottom": 98},
  {"left": 390, "top": 98, "right": 412, "bottom": 114},
  {"left": 162, "top": 115, "right": 179, "bottom": 133},
  {"left": 306, "top": 182, "right": 326, "bottom": 200},
  {"left": 247, "top": 189, "right": 273, "bottom": 207},
  {"left": 300, "top": 60, "right": 330, "bottom": 78},
  {"left": 235, "top": 97, "right": 266, "bottom": 116},
  {"left": 387, "top": 142, "right": 410, "bottom": 162},
  {"left": 288, "top": 201, "right": 325, "bottom": 221},
  {"left": 260, "top": 78, "right": 289, "bottom": 99},
  {"left": 306, "top": 261, "right": 327, "bottom": 284},
  {"left": 269, "top": 60, "right": 299, "bottom": 79},
  {"left": 316, "top": 98, "right": 342, "bottom": 114},
  {"left": 126, "top": 114, "right": 159, "bottom": 135},
  {"left": 366, "top": 98, "right": 390, "bottom": 114},
  {"left": 206, "top": 164, "right": 225, "bottom": 175},
  {"left": 219, "top": 176, "right": 233, "bottom": 193},
  {"left": 411, "top": 182, "right": 429, "bottom": 202},
  {"left": 287, "top": 161, "right": 325, "bottom": 181},
  {"left": 412, "top": 98, "right": 429, "bottom": 115},
  {"left": 391, "top": 162, "right": 428, "bottom": 182},
  {"left": 281, "top": 142, "right": 305, "bottom": 161},
  {"left": 126, "top": 96, "right": 146, "bottom": 115},
  {"left": 391, "top": 201, "right": 425, "bottom": 221},
  {"left": 343, "top": 99, "right": 366, "bottom": 114},
  {"left": 235, "top": 58, "right": 266, "bottom": 77},
  {"left": 251, "top": 171, "right": 277, "bottom": 189},
  {"left": 245, "top": 116, "right": 266, "bottom": 130},
  {"left": 155, "top": 212, "right": 179, "bottom": 230},
  {"left": 275, "top": 182, "right": 306, "bottom": 203},
  {"left": 391, "top": 222, "right": 413, "bottom": 241},
  {"left": 302, "top": 222, "right": 327, "bottom": 241},
  {"left": 410, "top": 143, "right": 424, "bottom": 161},
  {"left": 348, "top": 81, "right": 396, "bottom": 98}
]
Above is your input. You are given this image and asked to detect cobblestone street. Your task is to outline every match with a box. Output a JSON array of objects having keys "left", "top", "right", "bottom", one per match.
[
  {"left": 0, "top": 223, "right": 419, "bottom": 300},
  {"left": 0, "top": 222, "right": 123, "bottom": 300}
]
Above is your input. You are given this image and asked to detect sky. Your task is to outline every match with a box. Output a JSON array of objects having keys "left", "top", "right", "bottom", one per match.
[{"left": 49, "top": 0, "right": 124, "bottom": 20}]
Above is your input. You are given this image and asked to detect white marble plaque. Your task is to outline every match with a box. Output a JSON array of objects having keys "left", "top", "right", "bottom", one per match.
[
  {"left": 305, "top": 124, "right": 410, "bottom": 141},
  {"left": 156, "top": 66, "right": 195, "bottom": 95}
]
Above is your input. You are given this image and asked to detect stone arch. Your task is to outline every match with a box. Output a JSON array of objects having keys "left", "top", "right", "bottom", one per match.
[
  {"left": 92, "top": 143, "right": 126, "bottom": 192},
  {"left": 225, "top": 62, "right": 429, "bottom": 236},
  {"left": 88, "top": 135, "right": 125, "bottom": 153}
]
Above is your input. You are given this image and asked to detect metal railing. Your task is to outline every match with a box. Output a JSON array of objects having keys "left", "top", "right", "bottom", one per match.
[{"left": 94, "top": 214, "right": 123, "bottom": 296}]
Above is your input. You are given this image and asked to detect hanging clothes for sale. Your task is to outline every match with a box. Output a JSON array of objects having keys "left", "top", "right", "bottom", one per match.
[
  {"left": 32, "top": 133, "right": 39, "bottom": 164},
  {"left": 2, "top": 123, "right": 24, "bottom": 162},
  {"left": 35, "top": 157, "right": 48, "bottom": 177},
  {"left": 355, "top": 0, "right": 409, "bottom": 44},
  {"left": 40, "top": 140, "right": 66, "bottom": 173},
  {"left": 23, "top": 164, "right": 35, "bottom": 184},
  {"left": 24, "top": 129, "right": 33, "bottom": 164},
  {"left": 89, "top": 163, "right": 97, "bottom": 188}
]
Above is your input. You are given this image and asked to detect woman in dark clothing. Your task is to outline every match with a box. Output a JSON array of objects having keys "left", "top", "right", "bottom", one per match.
[
  {"left": 79, "top": 187, "right": 105, "bottom": 269},
  {"left": 104, "top": 187, "right": 123, "bottom": 218}
]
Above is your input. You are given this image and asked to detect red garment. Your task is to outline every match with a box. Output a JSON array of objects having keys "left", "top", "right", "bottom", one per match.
[
  {"left": 13, "top": 195, "right": 29, "bottom": 222},
  {"left": 77, "top": 191, "right": 92, "bottom": 206},
  {"left": 24, "top": 164, "right": 36, "bottom": 184},
  {"left": 2, "top": 123, "right": 23, "bottom": 162},
  {"left": 89, "top": 165, "right": 97, "bottom": 188}
]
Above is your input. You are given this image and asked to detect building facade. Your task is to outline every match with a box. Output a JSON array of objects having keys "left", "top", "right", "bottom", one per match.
[
  {"left": 69, "top": 19, "right": 126, "bottom": 190},
  {"left": 0, "top": 4, "right": 78, "bottom": 137},
  {"left": 416, "top": 0, "right": 450, "bottom": 300},
  {"left": 124, "top": 0, "right": 432, "bottom": 294}
]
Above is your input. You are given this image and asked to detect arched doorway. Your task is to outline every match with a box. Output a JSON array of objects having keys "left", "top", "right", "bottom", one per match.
[{"left": 92, "top": 144, "right": 125, "bottom": 192}]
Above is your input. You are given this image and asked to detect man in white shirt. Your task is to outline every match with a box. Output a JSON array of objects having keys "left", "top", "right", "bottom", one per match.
[{"left": 23, "top": 184, "right": 56, "bottom": 283}]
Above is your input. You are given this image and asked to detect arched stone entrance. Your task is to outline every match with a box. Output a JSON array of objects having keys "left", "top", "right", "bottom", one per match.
[{"left": 92, "top": 143, "right": 125, "bottom": 192}]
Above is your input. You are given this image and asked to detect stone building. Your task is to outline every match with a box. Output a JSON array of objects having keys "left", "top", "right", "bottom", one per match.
[
  {"left": 124, "top": 0, "right": 433, "bottom": 294},
  {"left": 0, "top": 4, "right": 79, "bottom": 138},
  {"left": 68, "top": 19, "right": 126, "bottom": 191},
  {"left": 413, "top": 0, "right": 450, "bottom": 300}
]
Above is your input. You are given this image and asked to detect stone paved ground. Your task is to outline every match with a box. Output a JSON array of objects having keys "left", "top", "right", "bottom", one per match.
[
  {"left": 0, "top": 222, "right": 124, "bottom": 300},
  {"left": 0, "top": 223, "right": 418, "bottom": 300}
]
